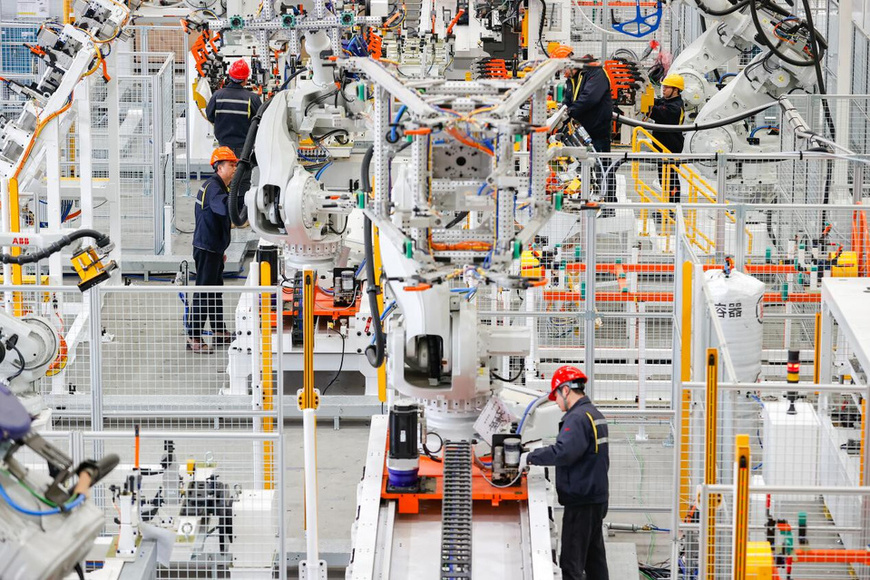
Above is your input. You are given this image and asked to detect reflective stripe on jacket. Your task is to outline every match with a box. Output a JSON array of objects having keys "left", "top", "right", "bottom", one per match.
[
  {"left": 528, "top": 397, "right": 610, "bottom": 506},
  {"left": 205, "top": 82, "right": 262, "bottom": 149}
]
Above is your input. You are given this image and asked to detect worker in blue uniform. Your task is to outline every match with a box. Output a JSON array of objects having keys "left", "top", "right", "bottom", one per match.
[
  {"left": 188, "top": 146, "right": 238, "bottom": 353},
  {"left": 520, "top": 365, "right": 610, "bottom": 580},
  {"left": 558, "top": 49, "right": 616, "bottom": 215},
  {"left": 206, "top": 59, "right": 262, "bottom": 157},
  {"left": 206, "top": 59, "right": 261, "bottom": 200},
  {"left": 649, "top": 73, "right": 686, "bottom": 205}
]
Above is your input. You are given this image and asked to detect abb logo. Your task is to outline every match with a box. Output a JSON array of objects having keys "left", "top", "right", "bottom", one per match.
[{"left": 12, "top": 237, "right": 30, "bottom": 245}]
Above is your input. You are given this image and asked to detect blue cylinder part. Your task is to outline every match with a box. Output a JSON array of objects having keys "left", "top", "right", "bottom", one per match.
[{"left": 387, "top": 467, "right": 419, "bottom": 488}]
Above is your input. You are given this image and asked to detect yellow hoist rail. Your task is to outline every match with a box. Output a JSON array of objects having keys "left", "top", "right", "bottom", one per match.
[
  {"left": 631, "top": 127, "right": 754, "bottom": 255},
  {"left": 733, "top": 434, "right": 751, "bottom": 580},
  {"left": 705, "top": 349, "right": 719, "bottom": 580},
  {"left": 260, "top": 261, "right": 274, "bottom": 490}
]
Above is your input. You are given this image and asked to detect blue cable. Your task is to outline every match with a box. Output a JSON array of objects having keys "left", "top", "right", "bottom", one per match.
[
  {"left": 0, "top": 481, "right": 85, "bottom": 516},
  {"left": 178, "top": 292, "right": 190, "bottom": 331},
  {"left": 315, "top": 161, "right": 333, "bottom": 180},
  {"left": 370, "top": 302, "right": 398, "bottom": 344},
  {"left": 391, "top": 105, "right": 407, "bottom": 142},
  {"left": 354, "top": 259, "right": 366, "bottom": 278},
  {"left": 380, "top": 300, "right": 397, "bottom": 321},
  {"left": 718, "top": 72, "right": 738, "bottom": 82},
  {"left": 517, "top": 395, "right": 546, "bottom": 434},
  {"left": 477, "top": 182, "right": 493, "bottom": 196},
  {"left": 750, "top": 125, "right": 779, "bottom": 138}
]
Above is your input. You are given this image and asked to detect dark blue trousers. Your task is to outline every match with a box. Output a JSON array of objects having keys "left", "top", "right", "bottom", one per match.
[
  {"left": 560, "top": 502, "right": 609, "bottom": 580},
  {"left": 189, "top": 247, "right": 226, "bottom": 338}
]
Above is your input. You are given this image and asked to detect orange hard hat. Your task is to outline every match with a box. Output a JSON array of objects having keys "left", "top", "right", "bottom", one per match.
[
  {"left": 550, "top": 44, "right": 574, "bottom": 59},
  {"left": 210, "top": 146, "right": 238, "bottom": 167},
  {"left": 548, "top": 365, "right": 587, "bottom": 400},
  {"left": 228, "top": 59, "right": 250, "bottom": 81}
]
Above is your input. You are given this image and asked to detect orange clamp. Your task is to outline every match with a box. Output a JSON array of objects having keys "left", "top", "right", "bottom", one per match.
[{"left": 446, "top": 8, "right": 466, "bottom": 34}]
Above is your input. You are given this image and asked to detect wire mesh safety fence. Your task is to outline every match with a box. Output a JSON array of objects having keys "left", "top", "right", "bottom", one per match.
[
  {"left": 675, "top": 379, "right": 870, "bottom": 578},
  {"left": 570, "top": 0, "right": 675, "bottom": 59},
  {"left": 39, "top": 285, "right": 283, "bottom": 432},
  {"left": 681, "top": 485, "right": 870, "bottom": 579},
  {"left": 605, "top": 410, "right": 675, "bottom": 513},
  {"left": 15, "top": 283, "right": 288, "bottom": 578},
  {"left": 120, "top": 24, "right": 194, "bottom": 196},
  {"left": 82, "top": 430, "right": 284, "bottom": 579},
  {"left": 0, "top": 45, "right": 178, "bottom": 255},
  {"left": 0, "top": 23, "right": 41, "bottom": 118}
]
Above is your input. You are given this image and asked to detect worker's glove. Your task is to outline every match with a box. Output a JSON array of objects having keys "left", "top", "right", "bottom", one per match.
[{"left": 518, "top": 452, "right": 530, "bottom": 472}]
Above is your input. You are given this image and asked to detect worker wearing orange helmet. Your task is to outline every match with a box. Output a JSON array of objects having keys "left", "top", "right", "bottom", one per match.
[
  {"left": 187, "top": 146, "right": 239, "bottom": 353},
  {"left": 520, "top": 365, "right": 610, "bottom": 580},
  {"left": 205, "top": 59, "right": 262, "bottom": 158}
]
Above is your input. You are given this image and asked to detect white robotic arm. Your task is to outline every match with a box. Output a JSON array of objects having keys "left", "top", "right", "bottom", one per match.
[
  {"left": 0, "top": 0, "right": 136, "bottom": 185},
  {"left": 0, "top": 313, "right": 59, "bottom": 400},
  {"left": 665, "top": 0, "right": 825, "bottom": 156}
]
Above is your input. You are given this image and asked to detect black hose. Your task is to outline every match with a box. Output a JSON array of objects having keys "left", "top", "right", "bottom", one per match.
[
  {"left": 613, "top": 100, "right": 775, "bottom": 133},
  {"left": 0, "top": 229, "right": 111, "bottom": 265},
  {"left": 800, "top": 0, "right": 834, "bottom": 138},
  {"left": 797, "top": 0, "right": 833, "bottom": 230},
  {"left": 6, "top": 344, "right": 24, "bottom": 381},
  {"left": 766, "top": 208, "right": 778, "bottom": 250},
  {"left": 538, "top": 0, "right": 549, "bottom": 56},
  {"left": 360, "top": 145, "right": 385, "bottom": 368},
  {"left": 694, "top": 0, "right": 750, "bottom": 16},
  {"left": 748, "top": 0, "right": 818, "bottom": 68},
  {"left": 229, "top": 96, "right": 274, "bottom": 227}
]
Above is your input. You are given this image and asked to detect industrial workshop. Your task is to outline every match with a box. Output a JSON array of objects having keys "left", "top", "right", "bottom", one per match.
[{"left": 0, "top": 0, "right": 868, "bottom": 578}]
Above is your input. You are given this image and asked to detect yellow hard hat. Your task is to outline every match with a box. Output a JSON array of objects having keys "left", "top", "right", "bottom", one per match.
[{"left": 662, "top": 73, "right": 685, "bottom": 91}]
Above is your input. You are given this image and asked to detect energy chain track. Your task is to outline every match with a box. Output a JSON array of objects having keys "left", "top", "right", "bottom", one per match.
[{"left": 440, "top": 440, "right": 473, "bottom": 579}]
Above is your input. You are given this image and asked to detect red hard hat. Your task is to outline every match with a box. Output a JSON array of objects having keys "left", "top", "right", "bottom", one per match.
[
  {"left": 210, "top": 146, "right": 238, "bottom": 167},
  {"left": 228, "top": 59, "right": 250, "bottom": 81},
  {"left": 548, "top": 365, "right": 587, "bottom": 401}
]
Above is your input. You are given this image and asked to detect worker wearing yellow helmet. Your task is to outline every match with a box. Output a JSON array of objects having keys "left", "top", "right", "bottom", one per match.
[{"left": 649, "top": 73, "right": 686, "bottom": 205}]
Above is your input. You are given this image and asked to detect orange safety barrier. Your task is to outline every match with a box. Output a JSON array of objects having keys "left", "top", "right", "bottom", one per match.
[
  {"left": 543, "top": 290, "right": 821, "bottom": 304},
  {"left": 794, "top": 549, "right": 870, "bottom": 565},
  {"left": 853, "top": 206, "right": 870, "bottom": 276},
  {"left": 565, "top": 263, "right": 800, "bottom": 274}
]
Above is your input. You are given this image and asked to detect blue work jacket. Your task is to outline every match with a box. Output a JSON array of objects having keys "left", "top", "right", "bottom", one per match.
[
  {"left": 528, "top": 397, "right": 610, "bottom": 506},
  {"left": 193, "top": 174, "right": 231, "bottom": 255}
]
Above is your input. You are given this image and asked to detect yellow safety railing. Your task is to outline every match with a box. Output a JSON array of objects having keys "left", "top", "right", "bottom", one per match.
[{"left": 631, "top": 127, "right": 754, "bottom": 255}]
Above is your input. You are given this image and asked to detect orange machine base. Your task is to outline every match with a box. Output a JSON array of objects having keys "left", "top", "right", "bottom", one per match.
[{"left": 381, "top": 456, "right": 528, "bottom": 514}]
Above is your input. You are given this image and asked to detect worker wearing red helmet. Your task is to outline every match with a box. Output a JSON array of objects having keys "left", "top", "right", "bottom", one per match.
[
  {"left": 520, "top": 365, "right": 610, "bottom": 580},
  {"left": 187, "top": 146, "right": 239, "bottom": 353},
  {"left": 205, "top": 59, "right": 262, "bottom": 158}
]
